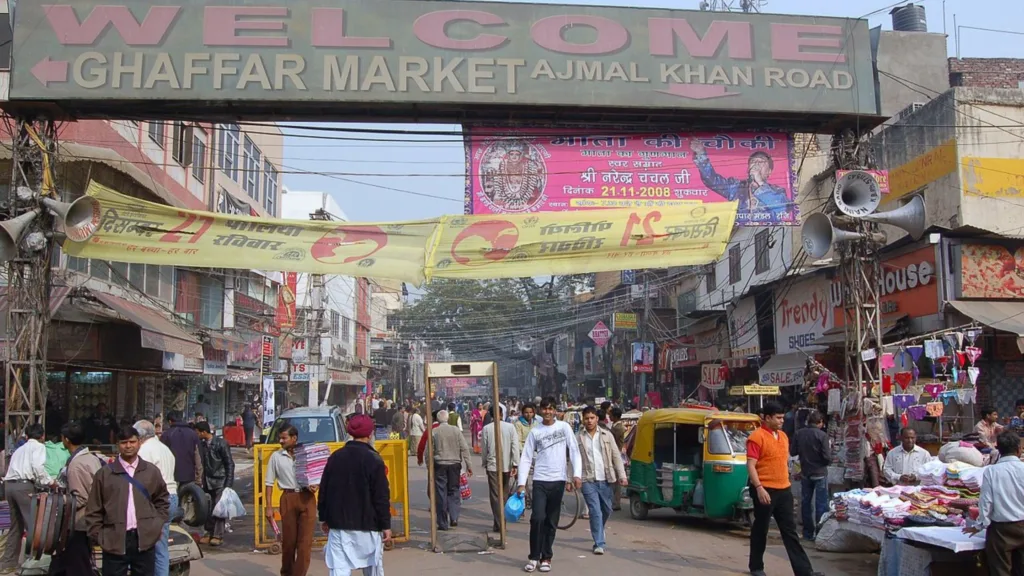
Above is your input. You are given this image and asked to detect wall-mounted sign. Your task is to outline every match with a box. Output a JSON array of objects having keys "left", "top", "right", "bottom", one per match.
[
  {"left": 743, "top": 385, "right": 780, "bottom": 396},
  {"left": 621, "top": 270, "right": 636, "bottom": 285},
  {"left": 701, "top": 363, "right": 725, "bottom": 390},
  {"left": 589, "top": 321, "right": 612, "bottom": 347},
  {"left": 612, "top": 313, "right": 637, "bottom": 331},
  {"left": 728, "top": 296, "right": 760, "bottom": 357},
  {"left": 291, "top": 362, "right": 310, "bottom": 382},
  {"left": 9, "top": 0, "right": 876, "bottom": 122},
  {"left": 775, "top": 275, "right": 832, "bottom": 353},
  {"left": 631, "top": 342, "right": 654, "bottom": 374},
  {"left": 960, "top": 243, "right": 1024, "bottom": 298},
  {"left": 832, "top": 246, "right": 938, "bottom": 326}
]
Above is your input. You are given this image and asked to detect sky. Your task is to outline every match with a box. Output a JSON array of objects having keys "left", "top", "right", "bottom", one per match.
[{"left": 281, "top": 0, "right": 1024, "bottom": 222}]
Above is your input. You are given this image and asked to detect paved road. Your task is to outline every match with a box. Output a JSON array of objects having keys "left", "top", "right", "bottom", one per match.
[{"left": 197, "top": 446, "right": 878, "bottom": 576}]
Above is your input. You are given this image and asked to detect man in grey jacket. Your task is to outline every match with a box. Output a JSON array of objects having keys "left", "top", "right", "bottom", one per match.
[
  {"left": 481, "top": 404, "right": 521, "bottom": 532},
  {"left": 431, "top": 410, "right": 473, "bottom": 531},
  {"left": 576, "top": 406, "right": 627, "bottom": 555}
]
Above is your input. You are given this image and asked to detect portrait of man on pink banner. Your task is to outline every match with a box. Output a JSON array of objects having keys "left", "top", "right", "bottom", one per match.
[{"left": 464, "top": 127, "right": 797, "bottom": 226}]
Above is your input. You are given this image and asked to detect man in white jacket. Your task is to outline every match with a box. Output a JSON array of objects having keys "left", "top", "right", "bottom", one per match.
[
  {"left": 576, "top": 407, "right": 627, "bottom": 555},
  {"left": 517, "top": 397, "right": 582, "bottom": 574}
]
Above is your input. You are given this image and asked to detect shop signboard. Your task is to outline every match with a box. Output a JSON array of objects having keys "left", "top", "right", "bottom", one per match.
[
  {"left": 701, "top": 363, "right": 725, "bottom": 390},
  {"left": 291, "top": 362, "right": 311, "bottom": 382},
  {"left": 9, "top": 0, "right": 877, "bottom": 122},
  {"left": 291, "top": 338, "right": 308, "bottom": 363},
  {"left": 261, "top": 376, "right": 275, "bottom": 427},
  {"left": 261, "top": 335, "right": 274, "bottom": 374},
  {"left": 959, "top": 242, "right": 1024, "bottom": 298},
  {"left": 613, "top": 313, "right": 637, "bottom": 331},
  {"left": 466, "top": 128, "right": 797, "bottom": 227},
  {"left": 276, "top": 271, "right": 298, "bottom": 330},
  {"left": 775, "top": 275, "right": 832, "bottom": 354},
  {"left": 728, "top": 385, "right": 745, "bottom": 396},
  {"left": 631, "top": 342, "right": 654, "bottom": 374},
  {"left": 162, "top": 352, "right": 203, "bottom": 373},
  {"left": 728, "top": 296, "right": 760, "bottom": 357},
  {"left": 589, "top": 321, "right": 611, "bottom": 347},
  {"left": 743, "top": 385, "right": 780, "bottom": 395},
  {"left": 203, "top": 353, "right": 228, "bottom": 376},
  {"left": 832, "top": 246, "right": 938, "bottom": 326},
  {"left": 621, "top": 270, "right": 636, "bottom": 285}
]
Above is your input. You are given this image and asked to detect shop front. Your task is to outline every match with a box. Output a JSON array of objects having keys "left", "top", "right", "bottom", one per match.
[
  {"left": 657, "top": 337, "right": 697, "bottom": 406},
  {"left": 765, "top": 273, "right": 832, "bottom": 404}
]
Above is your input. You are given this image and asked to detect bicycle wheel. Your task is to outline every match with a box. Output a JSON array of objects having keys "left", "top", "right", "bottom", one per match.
[{"left": 557, "top": 488, "right": 581, "bottom": 530}]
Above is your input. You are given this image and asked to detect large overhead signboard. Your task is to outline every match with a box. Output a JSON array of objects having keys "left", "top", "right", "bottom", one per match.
[{"left": 8, "top": 0, "right": 877, "bottom": 123}]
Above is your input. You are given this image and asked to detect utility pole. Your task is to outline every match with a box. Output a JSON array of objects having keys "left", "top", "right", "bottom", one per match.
[
  {"left": 308, "top": 208, "right": 330, "bottom": 406},
  {"left": 4, "top": 120, "right": 58, "bottom": 451},
  {"left": 638, "top": 271, "right": 652, "bottom": 407}
]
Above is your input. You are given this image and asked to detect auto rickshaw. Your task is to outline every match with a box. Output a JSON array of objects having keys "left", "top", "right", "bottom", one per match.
[{"left": 626, "top": 406, "right": 760, "bottom": 526}]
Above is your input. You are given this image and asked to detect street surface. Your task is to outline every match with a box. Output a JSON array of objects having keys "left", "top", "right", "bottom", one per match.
[{"left": 198, "top": 447, "right": 878, "bottom": 576}]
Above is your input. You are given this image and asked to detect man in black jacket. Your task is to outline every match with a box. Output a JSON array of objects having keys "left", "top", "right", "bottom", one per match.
[
  {"left": 318, "top": 414, "right": 391, "bottom": 575},
  {"left": 790, "top": 411, "right": 831, "bottom": 541},
  {"left": 196, "top": 421, "right": 235, "bottom": 547}
]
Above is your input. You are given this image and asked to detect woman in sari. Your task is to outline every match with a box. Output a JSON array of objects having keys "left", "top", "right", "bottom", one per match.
[{"left": 470, "top": 402, "right": 485, "bottom": 453}]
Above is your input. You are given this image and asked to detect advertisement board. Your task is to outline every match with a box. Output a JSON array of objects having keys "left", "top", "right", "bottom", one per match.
[
  {"left": 774, "top": 275, "right": 833, "bottom": 353},
  {"left": 959, "top": 243, "right": 1024, "bottom": 298},
  {"left": 9, "top": 0, "right": 877, "bottom": 122},
  {"left": 613, "top": 313, "right": 637, "bottom": 331},
  {"left": 290, "top": 362, "right": 311, "bottom": 382},
  {"left": 832, "top": 246, "right": 938, "bottom": 326},
  {"left": 701, "top": 363, "right": 725, "bottom": 390},
  {"left": 465, "top": 128, "right": 796, "bottom": 226},
  {"left": 632, "top": 342, "right": 654, "bottom": 374}
]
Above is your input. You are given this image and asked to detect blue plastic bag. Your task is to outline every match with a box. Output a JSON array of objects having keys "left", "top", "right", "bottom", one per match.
[{"left": 505, "top": 492, "right": 526, "bottom": 523}]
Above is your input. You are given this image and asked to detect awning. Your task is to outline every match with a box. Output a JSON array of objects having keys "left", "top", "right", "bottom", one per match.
[
  {"left": 947, "top": 300, "right": 1024, "bottom": 352},
  {"left": 226, "top": 369, "right": 262, "bottom": 385},
  {"left": 206, "top": 332, "right": 246, "bottom": 354},
  {"left": 329, "top": 370, "right": 367, "bottom": 387},
  {"left": 91, "top": 292, "right": 203, "bottom": 358},
  {"left": 758, "top": 349, "right": 824, "bottom": 387},
  {"left": 814, "top": 315, "right": 906, "bottom": 346}
]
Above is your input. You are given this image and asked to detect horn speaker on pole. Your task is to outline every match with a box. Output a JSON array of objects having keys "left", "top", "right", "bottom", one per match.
[
  {"left": 834, "top": 170, "right": 882, "bottom": 217},
  {"left": 0, "top": 209, "right": 41, "bottom": 262},
  {"left": 41, "top": 196, "right": 101, "bottom": 242},
  {"left": 801, "top": 213, "right": 867, "bottom": 259},
  {"left": 860, "top": 195, "right": 927, "bottom": 240}
]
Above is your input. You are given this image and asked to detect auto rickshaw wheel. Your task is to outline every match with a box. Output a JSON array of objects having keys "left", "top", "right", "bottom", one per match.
[{"left": 629, "top": 494, "right": 649, "bottom": 520}]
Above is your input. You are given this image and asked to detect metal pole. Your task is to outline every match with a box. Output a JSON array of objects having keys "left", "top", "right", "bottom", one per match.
[
  {"left": 639, "top": 273, "right": 652, "bottom": 407},
  {"left": 308, "top": 208, "right": 329, "bottom": 406},
  {"left": 424, "top": 372, "right": 438, "bottom": 552},
  {"left": 491, "top": 366, "right": 506, "bottom": 548}
]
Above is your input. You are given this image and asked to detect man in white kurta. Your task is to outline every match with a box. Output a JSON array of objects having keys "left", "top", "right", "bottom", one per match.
[{"left": 318, "top": 414, "right": 391, "bottom": 576}]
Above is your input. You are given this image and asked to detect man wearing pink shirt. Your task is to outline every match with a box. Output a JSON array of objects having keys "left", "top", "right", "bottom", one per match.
[{"left": 84, "top": 425, "right": 170, "bottom": 576}]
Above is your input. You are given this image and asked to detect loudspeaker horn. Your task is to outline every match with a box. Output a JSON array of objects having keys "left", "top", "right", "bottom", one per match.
[
  {"left": 0, "top": 209, "right": 41, "bottom": 262},
  {"left": 834, "top": 170, "right": 882, "bottom": 217},
  {"left": 860, "top": 195, "right": 927, "bottom": 241},
  {"left": 41, "top": 196, "right": 101, "bottom": 242},
  {"left": 801, "top": 212, "right": 867, "bottom": 259}
]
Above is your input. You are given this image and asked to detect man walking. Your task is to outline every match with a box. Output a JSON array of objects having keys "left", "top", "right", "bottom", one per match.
[
  {"left": 1, "top": 423, "right": 53, "bottom": 574},
  {"left": 50, "top": 423, "right": 105, "bottom": 576},
  {"left": 135, "top": 420, "right": 178, "bottom": 576},
  {"left": 265, "top": 425, "right": 317, "bottom": 576},
  {"left": 408, "top": 407, "right": 425, "bottom": 457},
  {"left": 318, "top": 415, "right": 391, "bottom": 576},
  {"left": 160, "top": 411, "right": 203, "bottom": 489},
  {"left": 196, "top": 421, "right": 235, "bottom": 547},
  {"left": 609, "top": 408, "right": 627, "bottom": 511},
  {"left": 966, "top": 431, "right": 1024, "bottom": 576},
  {"left": 517, "top": 397, "right": 583, "bottom": 573},
  {"left": 576, "top": 406, "right": 627, "bottom": 555},
  {"left": 242, "top": 404, "right": 258, "bottom": 452},
  {"left": 481, "top": 404, "right": 521, "bottom": 532},
  {"left": 431, "top": 409, "right": 473, "bottom": 531},
  {"left": 747, "top": 402, "right": 821, "bottom": 576},
  {"left": 83, "top": 425, "right": 171, "bottom": 576},
  {"left": 790, "top": 411, "right": 831, "bottom": 541}
]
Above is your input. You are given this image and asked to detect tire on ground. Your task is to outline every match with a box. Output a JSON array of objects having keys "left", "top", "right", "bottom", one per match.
[{"left": 178, "top": 483, "right": 211, "bottom": 528}]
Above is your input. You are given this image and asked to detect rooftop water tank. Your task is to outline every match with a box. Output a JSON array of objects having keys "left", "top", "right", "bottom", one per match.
[{"left": 891, "top": 4, "right": 928, "bottom": 32}]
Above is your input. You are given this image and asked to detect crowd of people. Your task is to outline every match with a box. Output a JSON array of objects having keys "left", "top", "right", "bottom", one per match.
[{"left": 0, "top": 405, "right": 238, "bottom": 576}]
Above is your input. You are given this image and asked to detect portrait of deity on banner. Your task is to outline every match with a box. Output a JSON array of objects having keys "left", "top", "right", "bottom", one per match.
[{"left": 477, "top": 137, "right": 549, "bottom": 213}]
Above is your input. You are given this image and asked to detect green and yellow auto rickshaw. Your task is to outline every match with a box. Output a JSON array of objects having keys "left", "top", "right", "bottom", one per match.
[{"left": 626, "top": 406, "right": 760, "bottom": 525}]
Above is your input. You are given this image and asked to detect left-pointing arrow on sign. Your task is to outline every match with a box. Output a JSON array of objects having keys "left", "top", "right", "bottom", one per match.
[{"left": 31, "top": 58, "right": 69, "bottom": 87}]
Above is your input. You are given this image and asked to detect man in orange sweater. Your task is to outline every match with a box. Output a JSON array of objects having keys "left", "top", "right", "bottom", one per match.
[{"left": 746, "top": 402, "right": 821, "bottom": 576}]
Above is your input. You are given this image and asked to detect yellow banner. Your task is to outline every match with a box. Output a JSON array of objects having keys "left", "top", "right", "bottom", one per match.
[
  {"left": 65, "top": 182, "right": 738, "bottom": 284},
  {"left": 961, "top": 157, "right": 1024, "bottom": 198},
  {"left": 884, "top": 139, "right": 958, "bottom": 204}
]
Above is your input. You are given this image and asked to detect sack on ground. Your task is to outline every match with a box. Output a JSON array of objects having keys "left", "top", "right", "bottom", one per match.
[
  {"left": 814, "top": 518, "right": 881, "bottom": 553},
  {"left": 460, "top": 473, "right": 472, "bottom": 500},
  {"left": 212, "top": 487, "right": 246, "bottom": 520},
  {"left": 505, "top": 492, "right": 525, "bottom": 523}
]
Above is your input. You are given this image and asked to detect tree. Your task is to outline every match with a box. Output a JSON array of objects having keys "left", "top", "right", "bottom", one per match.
[{"left": 393, "top": 276, "right": 591, "bottom": 358}]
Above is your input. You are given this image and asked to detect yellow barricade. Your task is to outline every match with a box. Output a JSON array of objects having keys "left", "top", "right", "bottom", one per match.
[{"left": 253, "top": 440, "right": 410, "bottom": 551}]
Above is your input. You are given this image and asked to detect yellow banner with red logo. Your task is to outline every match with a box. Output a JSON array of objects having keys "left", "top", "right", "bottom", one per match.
[{"left": 64, "top": 182, "right": 738, "bottom": 284}]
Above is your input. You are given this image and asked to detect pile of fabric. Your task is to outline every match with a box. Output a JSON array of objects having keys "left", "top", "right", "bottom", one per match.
[
  {"left": 832, "top": 484, "right": 969, "bottom": 531},
  {"left": 917, "top": 460, "right": 947, "bottom": 486},
  {"left": 944, "top": 463, "right": 983, "bottom": 498},
  {"left": 295, "top": 443, "right": 331, "bottom": 487}
]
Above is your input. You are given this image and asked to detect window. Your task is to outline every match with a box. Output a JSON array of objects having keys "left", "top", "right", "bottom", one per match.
[
  {"left": 191, "top": 127, "right": 207, "bottom": 182},
  {"left": 199, "top": 275, "right": 224, "bottom": 329},
  {"left": 243, "top": 136, "right": 262, "bottom": 201},
  {"left": 728, "top": 244, "right": 741, "bottom": 285},
  {"left": 90, "top": 260, "right": 110, "bottom": 282},
  {"left": 331, "top": 310, "right": 341, "bottom": 338},
  {"left": 67, "top": 255, "right": 88, "bottom": 273},
  {"left": 263, "top": 160, "right": 278, "bottom": 216},
  {"left": 170, "top": 121, "right": 192, "bottom": 166},
  {"left": 217, "top": 124, "right": 240, "bottom": 181},
  {"left": 147, "top": 121, "right": 165, "bottom": 147},
  {"left": 341, "top": 316, "right": 351, "bottom": 342},
  {"left": 754, "top": 230, "right": 770, "bottom": 274},
  {"left": 706, "top": 265, "right": 716, "bottom": 294}
]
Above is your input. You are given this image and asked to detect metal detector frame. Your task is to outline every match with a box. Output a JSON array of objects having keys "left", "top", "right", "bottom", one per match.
[{"left": 424, "top": 361, "right": 504, "bottom": 553}]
